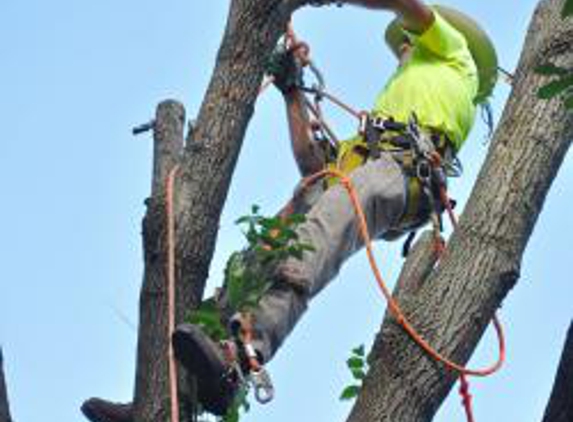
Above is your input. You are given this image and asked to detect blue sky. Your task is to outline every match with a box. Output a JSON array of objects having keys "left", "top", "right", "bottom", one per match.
[{"left": 0, "top": 1, "right": 571, "bottom": 422}]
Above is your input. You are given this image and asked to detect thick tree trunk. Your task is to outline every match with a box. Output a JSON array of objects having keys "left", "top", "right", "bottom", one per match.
[
  {"left": 542, "top": 321, "right": 573, "bottom": 422},
  {"left": 0, "top": 349, "right": 13, "bottom": 422},
  {"left": 346, "top": 0, "right": 573, "bottom": 421},
  {"left": 133, "top": 100, "right": 186, "bottom": 422}
]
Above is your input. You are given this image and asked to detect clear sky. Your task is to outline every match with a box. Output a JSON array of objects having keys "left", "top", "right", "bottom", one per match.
[{"left": 1, "top": 1, "right": 571, "bottom": 422}]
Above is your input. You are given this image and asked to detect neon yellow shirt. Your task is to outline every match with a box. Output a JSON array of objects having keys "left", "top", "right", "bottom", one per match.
[{"left": 373, "top": 11, "right": 479, "bottom": 151}]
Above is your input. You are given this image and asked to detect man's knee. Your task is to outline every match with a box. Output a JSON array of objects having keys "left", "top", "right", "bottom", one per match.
[{"left": 273, "top": 262, "right": 313, "bottom": 296}]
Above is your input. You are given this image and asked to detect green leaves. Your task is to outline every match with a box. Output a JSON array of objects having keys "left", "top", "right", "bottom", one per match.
[
  {"left": 538, "top": 76, "right": 573, "bottom": 99},
  {"left": 340, "top": 385, "right": 361, "bottom": 401},
  {"left": 224, "top": 252, "right": 253, "bottom": 310},
  {"left": 188, "top": 298, "right": 228, "bottom": 341},
  {"left": 535, "top": 63, "right": 569, "bottom": 76},
  {"left": 236, "top": 206, "right": 314, "bottom": 265},
  {"left": 221, "top": 387, "right": 250, "bottom": 422},
  {"left": 536, "top": 63, "right": 573, "bottom": 110},
  {"left": 563, "top": 0, "right": 573, "bottom": 18},
  {"left": 352, "top": 344, "right": 365, "bottom": 356},
  {"left": 534, "top": 0, "right": 573, "bottom": 108},
  {"left": 339, "top": 344, "right": 368, "bottom": 401}
]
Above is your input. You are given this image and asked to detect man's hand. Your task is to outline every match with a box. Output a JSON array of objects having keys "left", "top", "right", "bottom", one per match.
[
  {"left": 341, "top": 0, "right": 434, "bottom": 34},
  {"left": 265, "top": 44, "right": 305, "bottom": 95}
]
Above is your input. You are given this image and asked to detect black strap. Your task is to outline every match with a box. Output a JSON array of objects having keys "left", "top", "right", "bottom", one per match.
[
  {"left": 364, "top": 117, "right": 381, "bottom": 160},
  {"left": 402, "top": 230, "right": 417, "bottom": 257}
]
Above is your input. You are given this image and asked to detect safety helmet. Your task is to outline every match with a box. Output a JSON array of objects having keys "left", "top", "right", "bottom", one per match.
[{"left": 385, "top": 5, "right": 498, "bottom": 104}]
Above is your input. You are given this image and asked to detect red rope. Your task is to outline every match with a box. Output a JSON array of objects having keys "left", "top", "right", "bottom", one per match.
[
  {"left": 459, "top": 374, "right": 475, "bottom": 422},
  {"left": 297, "top": 168, "right": 504, "bottom": 422},
  {"left": 435, "top": 178, "right": 478, "bottom": 422},
  {"left": 166, "top": 165, "right": 180, "bottom": 422}
]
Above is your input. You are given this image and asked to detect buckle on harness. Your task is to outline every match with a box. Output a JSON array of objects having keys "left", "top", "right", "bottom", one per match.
[
  {"left": 416, "top": 159, "right": 432, "bottom": 183},
  {"left": 251, "top": 368, "right": 274, "bottom": 404},
  {"left": 358, "top": 113, "right": 381, "bottom": 160},
  {"left": 230, "top": 313, "right": 275, "bottom": 405}
]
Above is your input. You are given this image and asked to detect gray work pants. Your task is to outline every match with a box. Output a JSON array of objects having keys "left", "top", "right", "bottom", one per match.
[{"left": 249, "top": 153, "right": 428, "bottom": 363}]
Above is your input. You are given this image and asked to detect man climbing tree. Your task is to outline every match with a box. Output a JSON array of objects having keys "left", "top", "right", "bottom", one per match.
[
  {"left": 81, "top": 0, "right": 573, "bottom": 422},
  {"left": 84, "top": 0, "right": 499, "bottom": 419}
]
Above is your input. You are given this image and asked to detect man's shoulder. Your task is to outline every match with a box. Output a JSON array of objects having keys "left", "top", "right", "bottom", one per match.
[{"left": 413, "top": 10, "right": 472, "bottom": 65}]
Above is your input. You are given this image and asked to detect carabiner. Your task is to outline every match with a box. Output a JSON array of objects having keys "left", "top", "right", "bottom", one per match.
[
  {"left": 416, "top": 159, "right": 432, "bottom": 183},
  {"left": 251, "top": 368, "right": 274, "bottom": 404}
]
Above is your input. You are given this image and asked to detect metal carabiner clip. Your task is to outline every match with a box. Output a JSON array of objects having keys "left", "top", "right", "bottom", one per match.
[
  {"left": 251, "top": 368, "right": 274, "bottom": 404},
  {"left": 416, "top": 159, "right": 432, "bottom": 184}
]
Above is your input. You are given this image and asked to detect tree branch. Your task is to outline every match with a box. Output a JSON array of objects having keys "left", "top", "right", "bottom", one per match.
[
  {"left": 542, "top": 321, "right": 573, "bottom": 422},
  {"left": 347, "top": 0, "right": 573, "bottom": 420},
  {"left": 133, "top": 100, "right": 185, "bottom": 421}
]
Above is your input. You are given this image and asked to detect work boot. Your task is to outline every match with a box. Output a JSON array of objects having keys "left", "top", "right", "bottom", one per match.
[
  {"left": 265, "top": 44, "right": 304, "bottom": 94},
  {"left": 81, "top": 398, "right": 133, "bottom": 422},
  {"left": 172, "top": 324, "right": 242, "bottom": 416}
]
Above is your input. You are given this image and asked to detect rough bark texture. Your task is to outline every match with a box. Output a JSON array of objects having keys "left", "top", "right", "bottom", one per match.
[
  {"left": 0, "top": 349, "right": 13, "bottom": 422},
  {"left": 133, "top": 100, "right": 186, "bottom": 422},
  {"left": 346, "top": 0, "right": 573, "bottom": 421},
  {"left": 542, "top": 321, "right": 573, "bottom": 422}
]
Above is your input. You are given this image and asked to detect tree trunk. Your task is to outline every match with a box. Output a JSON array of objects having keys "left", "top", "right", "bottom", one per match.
[
  {"left": 133, "top": 100, "right": 186, "bottom": 422},
  {"left": 346, "top": 0, "right": 573, "bottom": 420},
  {"left": 542, "top": 321, "right": 573, "bottom": 422},
  {"left": 0, "top": 349, "right": 13, "bottom": 422}
]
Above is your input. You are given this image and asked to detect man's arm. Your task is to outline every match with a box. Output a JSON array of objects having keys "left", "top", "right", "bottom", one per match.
[
  {"left": 343, "top": 0, "right": 434, "bottom": 33},
  {"left": 284, "top": 90, "right": 326, "bottom": 176}
]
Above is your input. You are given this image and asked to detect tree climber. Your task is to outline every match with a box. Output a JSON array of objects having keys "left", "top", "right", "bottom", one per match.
[{"left": 81, "top": 0, "right": 497, "bottom": 420}]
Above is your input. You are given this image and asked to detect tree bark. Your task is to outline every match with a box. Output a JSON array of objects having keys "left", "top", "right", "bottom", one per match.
[
  {"left": 0, "top": 349, "right": 13, "bottom": 422},
  {"left": 346, "top": 0, "right": 573, "bottom": 421},
  {"left": 542, "top": 321, "right": 573, "bottom": 422},
  {"left": 133, "top": 100, "right": 186, "bottom": 422}
]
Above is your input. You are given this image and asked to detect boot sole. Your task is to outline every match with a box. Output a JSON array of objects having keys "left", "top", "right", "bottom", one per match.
[
  {"left": 172, "top": 324, "right": 236, "bottom": 416},
  {"left": 81, "top": 398, "right": 132, "bottom": 422}
]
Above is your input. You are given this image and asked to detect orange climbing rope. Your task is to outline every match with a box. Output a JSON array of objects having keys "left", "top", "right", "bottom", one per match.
[
  {"left": 297, "top": 167, "right": 505, "bottom": 419},
  {"left": 166, "top": 165, "right": 180, "bottom": 422}
]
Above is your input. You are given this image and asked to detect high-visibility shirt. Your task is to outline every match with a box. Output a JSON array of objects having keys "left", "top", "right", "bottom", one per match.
[
  {"left": 335, "top": 10, "right": 479, "bottom": 172},
  {"left": 373, "top": 10, "right": 479, "bottom": 151}
]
